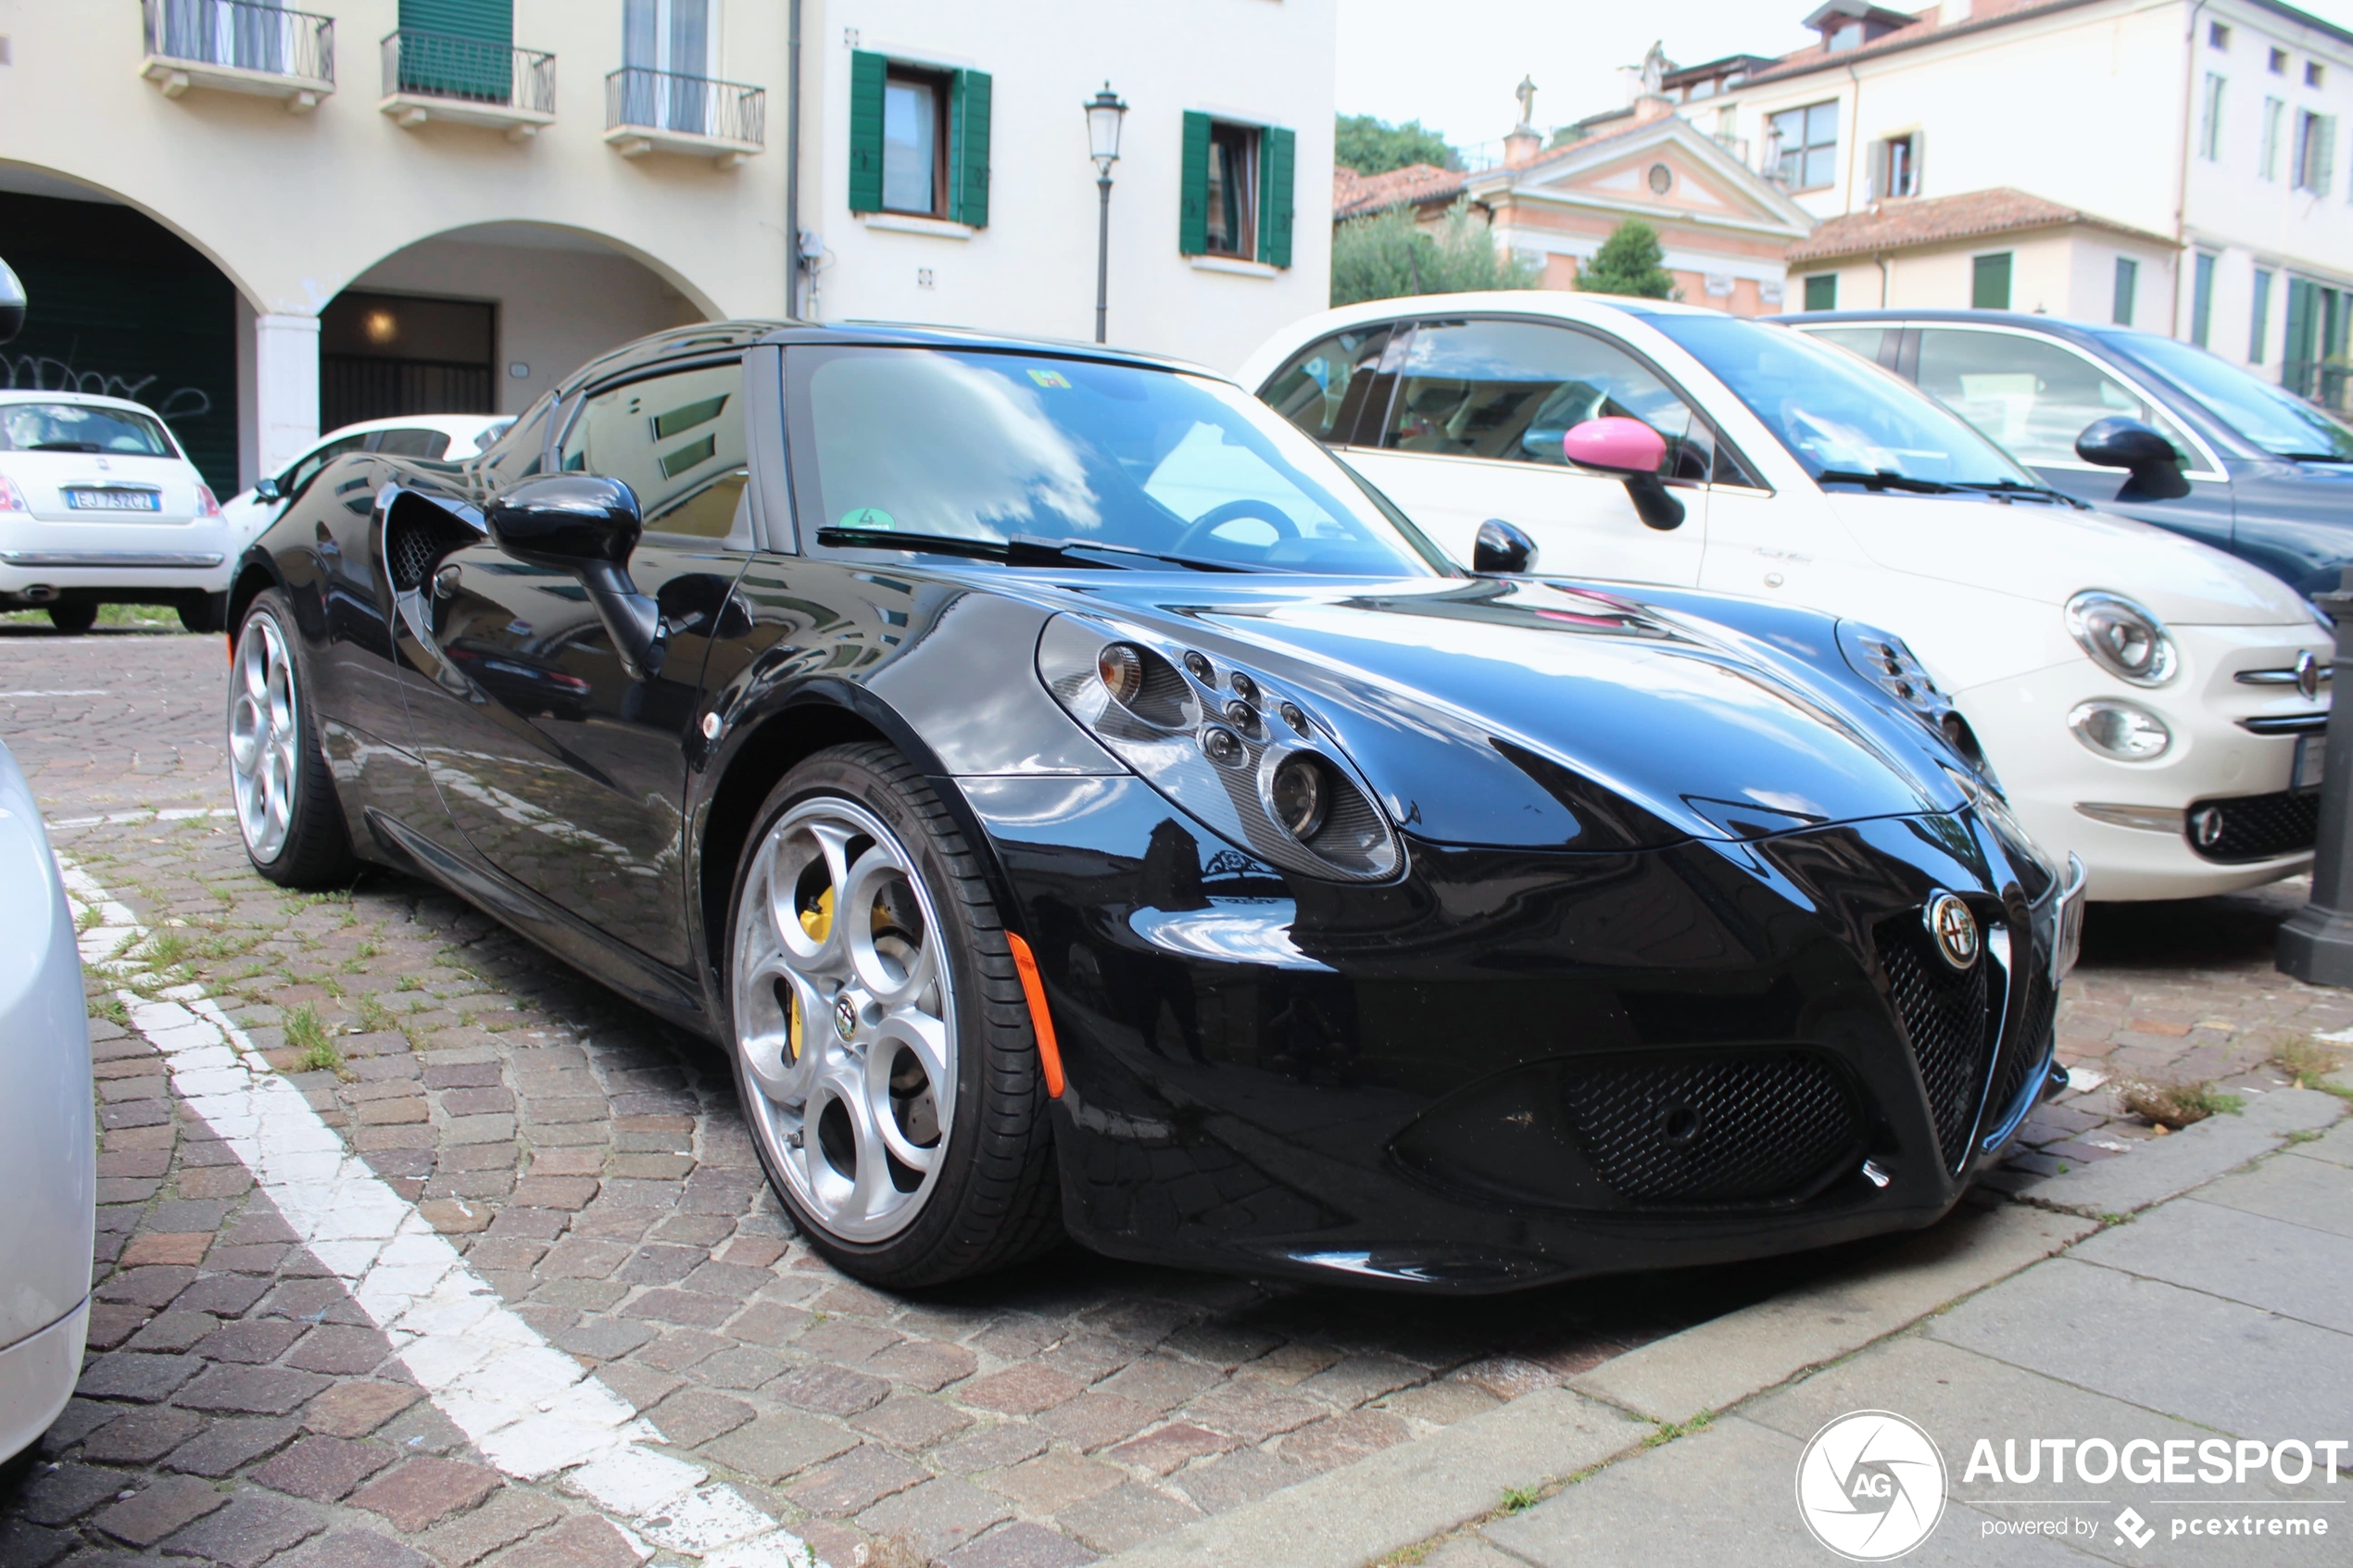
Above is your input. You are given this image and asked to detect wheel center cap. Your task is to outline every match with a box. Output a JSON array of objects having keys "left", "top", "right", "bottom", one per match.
[{"left": 833, "top": 994, "right": 860, "bottom": 1041}]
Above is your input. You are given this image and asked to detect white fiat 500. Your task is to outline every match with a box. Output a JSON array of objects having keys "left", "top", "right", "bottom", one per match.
[
  {"left": 0, "top": 390, "right": 232, "bottom": 633},
  {"left": 219, "top": 412, "right": 513, "bottom": 557},
  {"left": 1240, "top": 294, "right": 2331, "bottom": 901}
]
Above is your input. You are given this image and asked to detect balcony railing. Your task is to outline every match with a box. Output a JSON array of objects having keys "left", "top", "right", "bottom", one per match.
[
  {"left": 380, "top": 31, "right": 555, "bottom": 137},
  {"left": 141, "top": 0, "right": 333, "bottom": 108},
  {"left": 604, "top": 67, "right": 765, "bottom": 167}
]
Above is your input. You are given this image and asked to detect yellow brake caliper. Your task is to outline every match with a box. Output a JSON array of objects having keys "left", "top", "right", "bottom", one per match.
[{"left": 788, "top": 886, "right": 836, "bottom": 1060}]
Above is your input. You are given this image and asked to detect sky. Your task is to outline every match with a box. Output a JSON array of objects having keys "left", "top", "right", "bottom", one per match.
[{"left": 1336, "top": 0, "right": 2353, "bottom": 153}]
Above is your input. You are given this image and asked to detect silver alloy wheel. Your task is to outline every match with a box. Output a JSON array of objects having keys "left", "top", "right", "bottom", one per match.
[
  {"left": 228, "top": 611, "right": 300, "bottom": 863},
  {"left": 733, "top": 796, "right": 957, "bottom": 1243}
]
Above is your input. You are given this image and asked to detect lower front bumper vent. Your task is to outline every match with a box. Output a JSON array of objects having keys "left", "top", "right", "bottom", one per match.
[
  {"left": 2186, "top": 789, "right": 2319, "bottom": 863},
  {"left": 1880, "top": 914, "right": 1992, "bottom": 1171},
  {"left": 1564, "top": 1052, "right": 1863, "bottom": 1204}
]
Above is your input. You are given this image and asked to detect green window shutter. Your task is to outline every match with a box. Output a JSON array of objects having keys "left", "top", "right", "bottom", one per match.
[
  {"left": 398, "top": 0, "right": 511, "bottom": 44},
  {"left": 1971, "top": 252, "right": 2011, "bottom": 310},
  {"left": 849, "top": 51, "right": 887, "bottom": 214},
  {"left": 1804, "top": 273, "right": 1837, "bottom": 311},
  {"left": 1179, "top": 112, "right": 1213, "bottom": 256},
  {"left": 1257, "top": 125, "right": 1296, "bottom": 269},
  {"left": 950, "top": 69, "right": 992, "bottom": 229}
]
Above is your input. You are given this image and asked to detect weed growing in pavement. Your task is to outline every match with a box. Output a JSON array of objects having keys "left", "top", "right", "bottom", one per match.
[
  {"left": 2099, "top": 1211, "right": 2131, "bottom": 1224},
  {"left": 75, "top": 905, "right": 103, "bottom": 934},
  {"left": 2117, "top": 1078, "right": 2244, "bottom": 1128},
  {"left": 142, "top": 930, "right": 191, "bottom": 968},
  {"left": 1498, "top": 1485, "right": 1542, "bottom": 1514},
  {"left": 396, "top": 973, "right": 424, "bottom": 992},
  {"left": 283, "top": 1003, "right": 349, "bottom": 1077},
  {"left": 88, "top": 992, "right": 128, "bottom": 1026},
  {"left": 355, "top": 939, "right": 382, "bottom": 960},
  {"left": 1643, "top": 1411, "right": 1715, "bottom": 1449},
  {"left": 2275, "top": 1037, "right": 2351, "bottom": 1096},
  {"left": 318, "top": 975, "right": 346, "bottom": 999},
  {"left": 2286, "top": 1129, "right": 2322, "bottom": 1145},
  {"left": 358, "top": 995, "right": 400, "bottom": 1035}
]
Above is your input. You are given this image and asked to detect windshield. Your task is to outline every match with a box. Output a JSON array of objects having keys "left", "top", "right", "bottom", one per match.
[
  {"left": 1637, "top": 313, "right": 2038, "bottom": 488},
  {"left": 0, "top": 401, "right": 176, "bottom": 457},
  {"left": 786, "top": 347, "right": 1448, "bottom": 574},
  {"left": 2098, "top": 332, "right": 2353, "bottom": 462}
]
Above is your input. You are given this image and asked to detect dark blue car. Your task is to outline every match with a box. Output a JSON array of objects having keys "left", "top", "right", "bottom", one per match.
[{"left": 1786, "top": 310, "right": 2353, "bottom": 605}]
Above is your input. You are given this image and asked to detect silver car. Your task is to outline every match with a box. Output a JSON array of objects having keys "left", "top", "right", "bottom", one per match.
[{"left": 0, "top": 738, "right": 94, "bottom": 1464}]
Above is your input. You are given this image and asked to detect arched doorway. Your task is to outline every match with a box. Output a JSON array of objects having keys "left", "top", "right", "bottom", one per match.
[
  {"left": 0, "top": 165, "right": 245, "bottom": 496},
  {"left": 323, "top": 224, "right": 715, "bottom": 432}
]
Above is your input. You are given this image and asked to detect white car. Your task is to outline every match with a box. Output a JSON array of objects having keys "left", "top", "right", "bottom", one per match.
[
  {"left": 0, "top": 390, "right": 232, "bottom": 633},
  {"left": 0, "top": 737, "right": 94, "bottom": 1465},
  {"left": 220, "top": 413, "right": 513, "bottom": 558},
  {"left": 1240, "top": 294, "right": 2331, "bottom": 901}
]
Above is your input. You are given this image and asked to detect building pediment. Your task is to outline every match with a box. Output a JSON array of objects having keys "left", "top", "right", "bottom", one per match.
[{"left": 1476, "top": 114, "right": 1815, "bottom": 239}]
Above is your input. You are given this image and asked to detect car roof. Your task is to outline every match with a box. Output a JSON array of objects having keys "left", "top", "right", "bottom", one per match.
[
  {"left": 1780, "top": 308, "right": 2129, "bottom": 345},
  {"left": 554, "top": 319, "right": 1221, "bottom": 394},
  {"left": 0, "top": 388, "right": 173, "bottom": 417}
]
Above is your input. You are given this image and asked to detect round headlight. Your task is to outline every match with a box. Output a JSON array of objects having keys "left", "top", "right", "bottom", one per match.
[
  {"left": 2066, "top": 592, "right": 2177, "bottom": 686},
  {"left": 1270, "top": 755, "right": 1330, "bottom": 840},
  {"left": 1097, "top": 642, "right": 1144, "bottom": 705},
  {"left": 2069, "top": 699, "right": 2171, "bottom": 759}
]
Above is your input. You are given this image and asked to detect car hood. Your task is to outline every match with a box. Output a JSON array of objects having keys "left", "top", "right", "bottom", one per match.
[
  {"left": 1829, "top": 492, "right": 2310, "bottom": 625},
  {"left": 1051, "top": 573, "right": 1967, "bottom": 851}
]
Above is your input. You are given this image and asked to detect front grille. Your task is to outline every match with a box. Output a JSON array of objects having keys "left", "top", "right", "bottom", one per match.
[
  {"left": 1879, "top": 913, "right": 1992, "bottom": 1171},
  {"left": 2187, "top": 789, "right": 2319, "bottom": 863},
  {"left": 1985, "top": 965, "right": 2057, "bottom": 1135},
  {"left": 1561, "top": 1051, "right": 1862, "bottom": 1204}
]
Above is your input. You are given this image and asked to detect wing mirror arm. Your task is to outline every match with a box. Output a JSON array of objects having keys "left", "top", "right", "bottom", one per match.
[
  {"left": 1563, "top": 417, "right": 1687, "bottom": 531},
  {"left": 2075, "top": 417, "right": 2192, "bottom": 502},
  {"left": 486, "top": 474, "right": 669, "bottom": 683}
]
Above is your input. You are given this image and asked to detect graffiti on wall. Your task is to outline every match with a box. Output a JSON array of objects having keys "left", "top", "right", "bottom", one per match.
[{"left": 3, "top": 351, "right": 215, "bottom": 424}]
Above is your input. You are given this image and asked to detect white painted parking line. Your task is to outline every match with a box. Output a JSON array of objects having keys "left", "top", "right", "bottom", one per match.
[
  {"left": 48, "top": 806, "right": 239, "bottom": 829},
  {"left": 61, "top": 854, "right": 829, "bottom": 1568}
]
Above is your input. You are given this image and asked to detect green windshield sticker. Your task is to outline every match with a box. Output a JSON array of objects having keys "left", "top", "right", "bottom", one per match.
[
  {"left": 1026, "top": 369, "right": 1072, "bottom": 388},
  {"left": 840, "top": 508, "right": 897, "bottom": 530}
]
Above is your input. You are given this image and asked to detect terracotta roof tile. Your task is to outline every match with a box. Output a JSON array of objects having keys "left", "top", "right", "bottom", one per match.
[
  {"left": 1333, "top": 162, "right": 1466, "bottom": 220},
  {"left": 1784, "top": 186, "right": 2176, "bottom": 262}
]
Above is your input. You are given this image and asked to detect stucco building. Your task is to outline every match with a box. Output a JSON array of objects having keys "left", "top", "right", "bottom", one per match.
[{"left": 0, "top": 0, "right": 1334, "bottom": 495}]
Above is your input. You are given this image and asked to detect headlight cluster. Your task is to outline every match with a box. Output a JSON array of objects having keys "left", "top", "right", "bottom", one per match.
[
  {"left": 2066, "top": 591, "right": 2177, "bottom": 686},
  {"left": 1834, "top": 621, "right": 2002, "bottom": 791},
  {"left": 1038, "top": 615, "right": 1402, "bottom": 882}
]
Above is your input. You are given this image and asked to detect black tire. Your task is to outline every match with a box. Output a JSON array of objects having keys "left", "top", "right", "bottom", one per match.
[
  {"left": 228, "top": 589, "right": 357, "bottom": 888},
  {"left": 725, "top": 743, "right": 1062, "bottom": 1288},
  {"left": 180, "top": 592, "right": 229, "bottom": 634},
  {"left": 46, "top": 603, "right": 96, "bottom": 634}
]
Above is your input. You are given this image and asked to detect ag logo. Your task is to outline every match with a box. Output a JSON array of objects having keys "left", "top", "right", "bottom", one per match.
[{"left": 1795, "top": 1411, "right": 1946, "bottom": 1561}]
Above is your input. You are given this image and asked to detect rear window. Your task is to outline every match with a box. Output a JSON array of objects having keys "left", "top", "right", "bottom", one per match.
[{"left": 0, "top": 402, "right": 177, "bottom": 457}]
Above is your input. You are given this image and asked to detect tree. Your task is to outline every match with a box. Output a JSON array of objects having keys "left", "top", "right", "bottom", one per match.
[
  {"left": 1574, "top": 220, "right": 1678, "bottom": 298},
  {"left": 1335, "top": 114, "right": 1460, "bottom": 175},
  {"left": 1330, "top": 199, "right": 1543, "bottom": 307}
]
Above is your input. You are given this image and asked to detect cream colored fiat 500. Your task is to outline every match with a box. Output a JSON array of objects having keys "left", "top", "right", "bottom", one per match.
[{"left": 1240, "top": 295, "right": 2330, "bottom": 901}]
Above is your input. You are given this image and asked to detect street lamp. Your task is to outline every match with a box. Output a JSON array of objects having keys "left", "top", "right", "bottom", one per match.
[{"left": 1085, "top": 82, "right": 1127, "bottom": 345}]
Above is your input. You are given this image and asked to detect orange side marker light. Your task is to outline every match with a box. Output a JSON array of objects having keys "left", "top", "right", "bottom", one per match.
[{"left": 1004, "top": 931, "right": 1065, "bottom": 1099}]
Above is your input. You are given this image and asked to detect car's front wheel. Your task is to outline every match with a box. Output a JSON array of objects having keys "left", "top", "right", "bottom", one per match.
[
  {"left": 726, "top": 744, "right": 1061, "bottom": 1287},
  {"left": 228, "top": 590, "right": 355, "bottom": 887}
]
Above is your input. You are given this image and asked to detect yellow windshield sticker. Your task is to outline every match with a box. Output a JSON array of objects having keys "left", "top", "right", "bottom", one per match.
[{"left": 1026, "top": 369, "right": 1072, "bottom": 388}]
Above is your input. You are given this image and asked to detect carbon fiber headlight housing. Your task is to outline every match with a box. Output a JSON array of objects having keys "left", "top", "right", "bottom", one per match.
[
  {"left": 1037, "top": 613, "right": 1403, "bottom": 882},
  {"left": 1835, "top": 620, "right": 2004, "bottom": 796}
]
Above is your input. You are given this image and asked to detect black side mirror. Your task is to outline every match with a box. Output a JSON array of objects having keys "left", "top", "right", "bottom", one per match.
[
  {"left": 1472, "top": 519, "right": 1538, "bottom": 574},
  {"left": 2076, "top": 417, "right": 2191, "bottom": 502},
  {"left": 0, "top": 257, "right": 23, "bottom": 345},
  {"left": 486, "top": 474, "right": 667, "bottom": 680},
  {"left": 254, "top": 478, "right": 283, "bottom": 504}
]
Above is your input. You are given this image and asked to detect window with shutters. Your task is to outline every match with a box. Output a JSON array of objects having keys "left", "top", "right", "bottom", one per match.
[
  {"left": 2251, "top": 267, "right": 2274, "bottom": 362},
  {"left": 2199, "top": 73, "right": 2227, "bottom": 161},
  {"left": 1804, "top": 273, "right": 1837, "bottom": 311},
  {"left": 2294, "top": 109, "right": 2336, "bottom": 194},
  {"left": 1179, "top": 113, "right": 1296, "bottom": 267},
  {"left": 849, "top": 51, "right": 990, "bottom": 227},
  {"left": 1870, "top": 132, "right": 1919, "bottom": 199},
  {"left": 1971, "top": 253, "right": 2011, "bottom": 310},
  {"left": 2113, "top": 257, "right": 2138, "bottom": 327},
  {"left": 2261, "top": 96, "right": 2286, "bottom": 179}
]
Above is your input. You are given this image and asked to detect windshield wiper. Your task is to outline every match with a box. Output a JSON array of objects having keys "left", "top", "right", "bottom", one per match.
[
  {"left": 1813, "top": 468, "right": 1964, "bottom": 495},
  {"left": 30, "top": 442, "right": 105, "bottom": 453},
  {"left": 1955, "top": 479, "right": 2090, "bottom": 508},
  {"left": 2278, "top": 451, "right": 2353, "bottom": 464},
  {"left": 815, "top": 527, "right": 1239, "bottom": 572}
]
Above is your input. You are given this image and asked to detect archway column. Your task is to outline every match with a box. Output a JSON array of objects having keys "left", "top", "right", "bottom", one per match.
[{"left": 254, "top": 312, "right": 319, "bottom": 477}]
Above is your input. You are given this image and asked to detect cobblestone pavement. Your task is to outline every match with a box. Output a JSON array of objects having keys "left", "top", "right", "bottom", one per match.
[{"left": 4, "top": 627, "right": 2347, "bottom": 1568}]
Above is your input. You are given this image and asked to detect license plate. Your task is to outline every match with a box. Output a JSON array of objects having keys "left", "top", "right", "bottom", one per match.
[
  {"left": 64, "top": 488, "right": 161, "bottom": 511},
  {"left": 2053, "top": 853, "right": 2088, "bottom": 983},
  {"left": 2296, "top": 734, "right": 2327, "bottom": 791}
]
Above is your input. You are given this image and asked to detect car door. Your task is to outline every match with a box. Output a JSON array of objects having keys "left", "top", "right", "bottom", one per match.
[
  {"left": 1316, "top": 316, "right": 1712, "bottom": 583},
  {"left": 1908, "top": 325, "right": 2235, "bottom": 554},
  {"left": 396, "top": 357, "right": 754, "bottom": 969}
]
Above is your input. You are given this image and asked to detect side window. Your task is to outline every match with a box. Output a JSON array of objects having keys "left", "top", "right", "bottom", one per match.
[
  {"left": 1804, "top": 326, "right": 1894, "bottom": 368},
  {"left": 283, "top": 434, "right": 367, "bottom": 498},
  {"left": 1380, "top": 319, "right": 1711, "bottom": 482},
  {"left": 1914, "top": 330, "right": 2200, "bottom": 470},
  {"left": 1259, "top": 325, "right": 1394, "bottom": 445},
  {"left": 371, "top": 428, "right": 451, "bottom": 459},
  {"left": 558, "top": 360, "right": 749, "bottom": 541}
]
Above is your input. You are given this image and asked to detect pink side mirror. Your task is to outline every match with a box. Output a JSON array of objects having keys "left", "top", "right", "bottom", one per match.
[{"left": 1562, "top": 416, "right": 1667, "bottom": 476}]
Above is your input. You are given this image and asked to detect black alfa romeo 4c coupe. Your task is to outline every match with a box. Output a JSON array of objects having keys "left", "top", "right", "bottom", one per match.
[{"left": 225, "top": 321, "right": 2084, "bottom": 1292}]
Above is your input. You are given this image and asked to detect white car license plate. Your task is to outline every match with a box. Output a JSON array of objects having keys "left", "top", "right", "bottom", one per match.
[
  {"left": 2295, "top": 734, "right": 2327, "bottom": 791},
  {"left": 63, "top": 488, "right": 161, "bottom": 511}
]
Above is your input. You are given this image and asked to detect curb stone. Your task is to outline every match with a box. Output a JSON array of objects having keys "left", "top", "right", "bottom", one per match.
[{"left": 1981, "top": 1085, "right": 2344, "bottom": 1216}]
